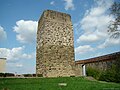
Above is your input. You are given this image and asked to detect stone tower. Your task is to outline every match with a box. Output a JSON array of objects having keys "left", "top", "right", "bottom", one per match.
[{"left": 36, "top": 10, "right": 75, "bottom": 77}]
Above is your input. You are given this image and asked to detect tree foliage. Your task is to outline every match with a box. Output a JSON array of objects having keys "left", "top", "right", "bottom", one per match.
[{"left": 108, "top": 2, "right": 120, "bottom": 38}]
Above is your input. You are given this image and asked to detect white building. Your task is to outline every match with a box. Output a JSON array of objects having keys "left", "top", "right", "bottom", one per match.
[{"left": 0, "top": 58, "right": 6, "bottom": 73}]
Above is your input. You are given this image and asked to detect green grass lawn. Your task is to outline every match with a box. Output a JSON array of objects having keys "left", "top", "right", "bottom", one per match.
[{"left": 0, "top": 77, "right": 120, "bottom": 90}]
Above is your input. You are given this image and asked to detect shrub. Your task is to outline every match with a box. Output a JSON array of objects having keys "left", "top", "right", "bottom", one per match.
[
  {"left": 0, "top": 73, "right": 4, "bottom": 77},
  {"left": 99, "top": 63, "right": 120, "bottom": 83},
  {"left": 23, "top": 74, "right": 32, "bottom": 77},
  {"left": 115, "top": 71, "right": 120, "bottom": 83},
  {"left": 86, "top": 58, "right": 120, "bottom": 83},
  {"left": 4, "top": 73, "right": 15, "bottom": 77},
  {"left": 37, "top": 74, "right": 43, "bottom": 77},
  {"left": 32, "top": 74, "right": 36, "bottom": 77},
  {"left": 99, "top": 70, "right": 116, "bottom": 82},
  {"left": 86, "top": 67, "right": 101, "bottom": 80}
]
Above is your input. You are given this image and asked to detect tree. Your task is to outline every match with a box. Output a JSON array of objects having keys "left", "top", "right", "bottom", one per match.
[{"left": 108, "top": 2, "right": 120, "bottom": 38}]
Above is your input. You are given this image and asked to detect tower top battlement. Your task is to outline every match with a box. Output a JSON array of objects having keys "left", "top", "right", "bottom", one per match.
[{"left": 39, "top": 10, "right": 71, "bottom": 23}]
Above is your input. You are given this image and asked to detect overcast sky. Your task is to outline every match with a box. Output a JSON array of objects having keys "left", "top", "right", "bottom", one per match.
[{"left": 0, "top": 0, "right": 120, "bottom": 74}]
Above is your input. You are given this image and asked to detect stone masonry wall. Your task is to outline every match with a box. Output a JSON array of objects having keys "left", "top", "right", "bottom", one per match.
[
  {"left": 85, "top": 60, "right": 116, "bottom": 71},
  {"left": 36, "top": 10, "right": 75, "bottom": 77},
  {"left": 75, "top": 52, "right": 120, "bottom": 76}
]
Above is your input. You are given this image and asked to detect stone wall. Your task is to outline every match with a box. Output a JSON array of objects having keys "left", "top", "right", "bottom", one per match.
[
  {"left": 36, "top": 10, "right": 75, "bottom": 77},
  {"left": 74, "top": 64, "right": 83, "bottom": 76},
  {"left": 85, "top": 60, "right": 116, "bottom": 71},
  {"left": 75, "top": 52, "right": 120, "bottom": 76}
]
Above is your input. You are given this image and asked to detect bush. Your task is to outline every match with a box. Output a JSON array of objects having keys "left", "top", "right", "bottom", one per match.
[
  {"left": 37, "top": 74, "right": 43, "bottom": 77},
  {"left": 115, "top": 71, "right": 120, "bottom": 83},
  {"left": 0, "top": 73, "right": 15, "bottom": 77},
  {"left": 0, "top": 73, "right": 4, "bottom": 77},
  {"left": 23, "top": 74, "right": 32, "bottom": 77},
  {"left": 114, "top": 58, "right": 120, "bottom": 82},
  {"left": 99, "top": 70, "right": 116, "bottom": 82},
  {"left": 99, "top": 64, "right": 116, "bottom": 82},
  {"left": 86, "top": 67, "right": 101, "bottom": 80},
  {"left": 32, "top": 74, "right": 36, "bottom": 77},
  {"left": 86, "top": 58, "right": 120, "bottom": 83},
  {"left": 4, "top": 73, "right": 15, "bottom": 77},
  {"left": 99, "top": 63, "right": 120, "bottom": 83}
]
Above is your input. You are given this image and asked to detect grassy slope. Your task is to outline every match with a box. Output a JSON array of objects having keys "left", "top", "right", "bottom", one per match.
[{"left": 0, "top": 77, "right": 120, "bottom": 90}]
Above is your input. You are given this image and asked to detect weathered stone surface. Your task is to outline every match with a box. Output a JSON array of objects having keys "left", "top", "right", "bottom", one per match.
[{"left": 36, "top": 10, "right": 75, "bottom": 77}]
